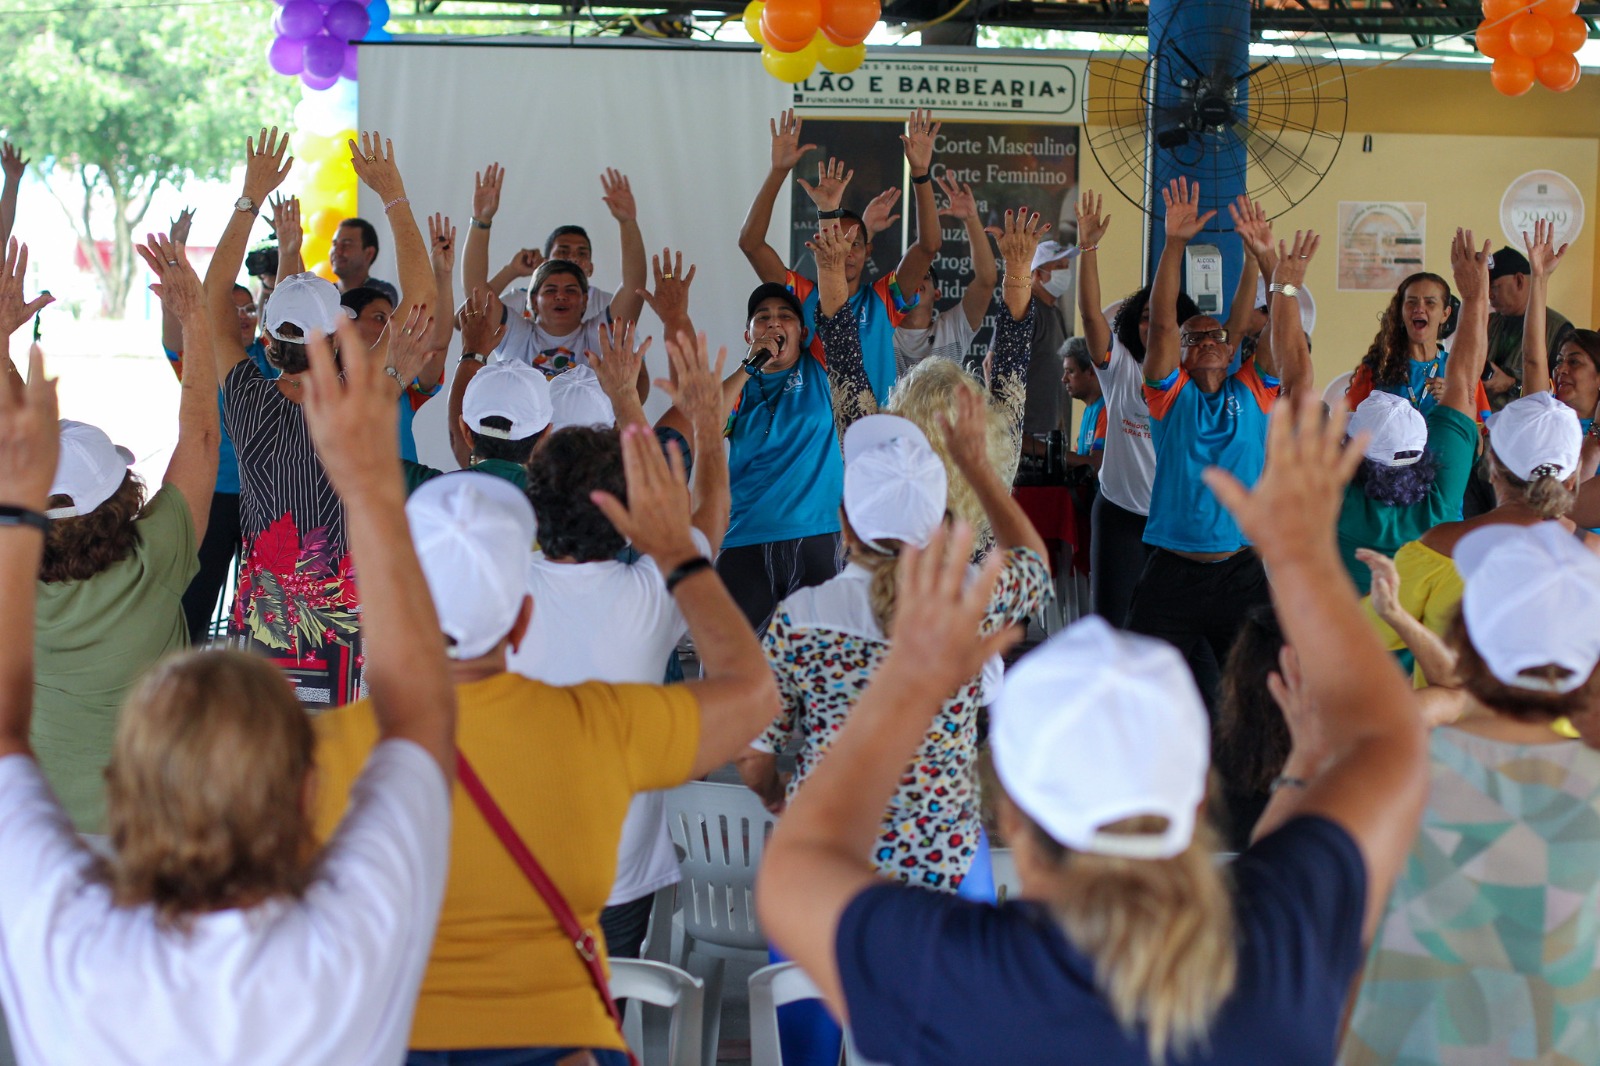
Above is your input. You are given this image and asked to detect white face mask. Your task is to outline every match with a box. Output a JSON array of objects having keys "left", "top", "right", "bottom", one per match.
[{"left": 1040, "top": 269, "right": 1073, "bottom": 299}]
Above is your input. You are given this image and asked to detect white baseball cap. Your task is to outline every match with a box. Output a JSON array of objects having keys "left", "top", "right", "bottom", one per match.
[
  {"left": 1253, "top": 274, "right": 1318, "bottom": 337},
  {"left": 1348, "top": 392, "right": 1427, "bottom": 467},
  {"left": 993, "top": 616, "right": 1210, "bottom": 860},
  {"left": 1457, "top": 522, "right": 1600, "bottom": 694},
  {"left": 47, "top": 420, "right": 134, "bottom": 519},
  {"left": 1488, "top": 392, "right": 1582, "bottom": 482},
  {"left": 261, "top": 272, "right": 349, "bottom": 342},
  {"left": 463, "top": 359, "right": 554, "bottom": 441},
  {"left": 548, "top": 365, "right": 616, "bottom": 431},
  {"left": 1030, "top": 240, "right": 1073, "bottom": 272},
  {"left": 842, "top": 415, "right": 947, "bottom": 549},
  {"left": 407, "top": 472, "right": 537, "bottom": 661}
]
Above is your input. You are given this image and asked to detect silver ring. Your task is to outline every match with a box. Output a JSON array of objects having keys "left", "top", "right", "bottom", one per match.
[{"left": 166, "top": 260, "right": 179, "bottom": 266}]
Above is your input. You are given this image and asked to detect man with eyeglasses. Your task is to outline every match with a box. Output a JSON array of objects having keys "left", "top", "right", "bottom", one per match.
[{"left": 1124, "top": 178, "right": 1316, "bottom": 710}]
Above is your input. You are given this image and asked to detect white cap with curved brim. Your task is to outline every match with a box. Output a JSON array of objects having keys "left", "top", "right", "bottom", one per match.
[
  {"left": 842, "top": 415, "right": 947, "bottom": 550},
  {"left": 407, "top": 473, "right": 537, "bottom": 661},
  {"left": 992, "top": 616, "right": 1210, "bottom": 860},
  {"left": 548, "top": 365, "right": 616, "bottom": 432},
  {"left": 262, "top": 272, "right": 350, "bottom": 342},
  {"left": 1348, "top": 391, "right": 1428, "bottom": 467},
  {"left": 1457, "top": 522, "right": 1600, "bottom": 694},
  {"left": 47, "top": 420, "right": 134, "bottom": 519},
  {"left": 463, "top": 359, "right": 554, "bottom": 441},
  {"left": 1488, "top": 392, "right": 1582, "bottom": 482}
]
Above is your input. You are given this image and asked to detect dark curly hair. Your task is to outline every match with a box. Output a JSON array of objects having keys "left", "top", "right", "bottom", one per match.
[
  {"left": 1351, "top": 448, "right": 1439, "bottom": 507},
  {"left": 1359, "top": 272, "right": 1452, "bottom": 388},
  {"left": 1111, "top": 287, "right": 1201, "bottom": 363},
  {"left": 525, "top": 426, "right": 626, "bottom": 562},
  {"left": 41, "top": 472, "right": 147, "bottom": 583},
  {"left": 264, "top": 322, "right": 310, "bottom": 376},
  {"left": 468, "top": 416, "right": 542, "bottom": 466},
  {"left": 1448, "top": 609, "right": 1600, "bottom": 722}
]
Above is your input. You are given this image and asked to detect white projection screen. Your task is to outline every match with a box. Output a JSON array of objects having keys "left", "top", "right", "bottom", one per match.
[{"left": 358, "top": 39, "right": 792, "bottom": 470}]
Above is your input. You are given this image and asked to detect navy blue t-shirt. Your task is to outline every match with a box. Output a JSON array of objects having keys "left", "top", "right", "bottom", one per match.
[{"left": 835, "top": 816, "right": 1366, "bottom": 1065}]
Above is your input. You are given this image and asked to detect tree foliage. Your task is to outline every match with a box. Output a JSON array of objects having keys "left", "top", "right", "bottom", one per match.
[{"left": 0, "top": 0, "right": 297, "bottom": 315}]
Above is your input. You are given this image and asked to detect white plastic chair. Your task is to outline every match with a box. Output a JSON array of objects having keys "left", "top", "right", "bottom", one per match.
[
  {"left": 609, "top": 958, "right": 705, "bottom": 1066},
  {"left": 989, "top": 847, "right": 1021, "bottom": 904},
  {"left": 663, "top": 781, "right": 776, "bottom": 1066},
  {"left": 747, "top": 962, "right": 880, "bottom": 1066},
  {"left": 1321, "top": 370, "right": 1353, "bottom": 411}
]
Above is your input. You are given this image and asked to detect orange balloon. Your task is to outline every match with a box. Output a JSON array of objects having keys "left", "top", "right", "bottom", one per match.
[
  {"left": 820, "top": 0, "right": 879, "bottom": 47},
  {"left": 1476, "top": 19, "right": 1514, "bottom": 57},
  {"left": 1535, "top": 50, "right": 1582, "bottom": 90},
  {"left": 1481, "top": 0, "right": 1526, "bottom": 18},
  {"left": 1551, "top": 13, "right": 1588, "bottom": 52},
  {"left": 1509, "top": 12, "right": 1555, "bottom": 56},
  {"left": 1533, "top": 0, "right": 1578, "bottom": 17},
  {"left": 1491, "top": 53, "right": 1537, "bottom": 94},
  {"left": 308, "top": 207, "right": 345, "bottom": 241},
  {"left": 760, "top": 9, "right": 813, "bottom": 51},
  {"left": 761, "top": 0, "right": 821, "bottom": 46}
]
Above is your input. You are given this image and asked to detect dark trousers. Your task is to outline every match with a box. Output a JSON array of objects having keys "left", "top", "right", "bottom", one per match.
[
  {"left": 180, "top": 492, "right": 242, "bottom": 646},
  {"left": 1125, "top": 547, "right": 1272, "bottom": 713},
  {"left": 716, "top": 533, "right": 843, "bottom": 633},
  {"left": 1090, "top": 494, "right": 1152, "bottom": 628},
  {"left": 599, "top": 891, "right": 655, "bottom": 961}
]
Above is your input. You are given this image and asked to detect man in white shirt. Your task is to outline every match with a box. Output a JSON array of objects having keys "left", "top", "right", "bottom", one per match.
[{"left": 891, "top": 175, "right": 996, "bottom": 377}]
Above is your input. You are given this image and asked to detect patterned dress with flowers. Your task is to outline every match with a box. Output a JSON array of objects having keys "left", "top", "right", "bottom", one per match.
[{"left": 224, "top": 360, "right": 363, "bottom": 707}]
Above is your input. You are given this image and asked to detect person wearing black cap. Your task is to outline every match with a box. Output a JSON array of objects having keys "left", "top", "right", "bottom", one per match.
[{"left": 1485, "top": 244, "right": 1573, "bottom": 412}]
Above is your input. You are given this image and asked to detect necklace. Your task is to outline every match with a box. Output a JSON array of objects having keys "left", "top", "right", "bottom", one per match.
[{"left": 747, "top": 364, "right": 797, "bottom": 438}]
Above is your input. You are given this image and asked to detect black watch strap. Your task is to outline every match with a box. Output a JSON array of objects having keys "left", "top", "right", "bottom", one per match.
[
  {"left": 664, "top": 556, "right": 714, "bottom": 594},
  {"left": 0, "top": 505, "right": 49, "bottom": 534},
  {"left": 816, "top": 208, "right": 844, "bottom": 220}
]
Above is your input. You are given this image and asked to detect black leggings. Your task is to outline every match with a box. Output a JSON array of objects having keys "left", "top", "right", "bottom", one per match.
[
  {"left": 181, "top": 492, "right": 242, "bottom": 646},
  {"left": 1090, "top": 494, "right": 1152, "bottom": 628},
  {"left": 715, "top": 533, "right": 843, "bottom": 633}
]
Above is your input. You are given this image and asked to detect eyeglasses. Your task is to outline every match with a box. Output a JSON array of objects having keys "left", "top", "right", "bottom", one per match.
[
  {"left": 237, "top": 305, "right": 259, "bottom": 317},
  {"left": 1181, "top": 328, "right": 1228, "bottom": 347}
]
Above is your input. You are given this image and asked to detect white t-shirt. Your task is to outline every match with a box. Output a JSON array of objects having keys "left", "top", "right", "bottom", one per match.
[
  {"left": 892, "top": 310, "right": 978, "bottom": 378},
  {"left": 0, "top": 742, "right": 449, "bottom": 1066},
  {"left": 501, "top": 283, "right": 613, "bottom": 326},
  {"left": 493, "top": 305, "right": 613, "bottom": 378},
  {"left": 1092, "top": 300, "right": 1157, "bottom": 515},
  {"left": 506, "top": 527, "right": 711, "bottom": 907}
]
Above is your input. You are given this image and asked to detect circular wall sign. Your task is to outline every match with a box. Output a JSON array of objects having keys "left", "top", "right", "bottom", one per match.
[{"left": 1500, "top": 170, "right": 1584, "bottom": 250}]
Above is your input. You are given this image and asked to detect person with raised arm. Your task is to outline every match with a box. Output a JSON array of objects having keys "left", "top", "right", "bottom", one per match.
[
  {"left": 738, "top": 109, "right": 941, "bottom": 405},
  {"left": 1519, "top": 220, "right": 1600, "bottom": 451},
  {"left": 1124, "top": 176, "right": 1314, "bottom": 706},
  {"left": 0, "top": 305, "right": 458, "bottom": 1064},
  {"left": 757, "top": 387, "right": 1428, "bottom": 1066},
  {"left": 206, "top": 128, "right": 437, "bottom": 707},
  {"left": 891, "top": 174, "right": 997, "bottom": 376},
  {"left": 315, "top": 419, "right": 777, "bottom": 1063},
  {"left": 0, "top": 143, "right": 25, "bottom": 249}
]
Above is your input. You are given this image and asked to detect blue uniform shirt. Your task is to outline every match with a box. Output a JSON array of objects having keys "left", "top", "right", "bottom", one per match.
[{"left": 787, "top": 270, "right": 915, "bottom": 408}]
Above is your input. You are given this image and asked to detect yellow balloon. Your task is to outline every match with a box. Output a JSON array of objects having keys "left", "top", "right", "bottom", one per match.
[
  {"left": 293, "top": 134, "right": 340, "bottom": 166},
  {"left": 743, "top": 0, "right": 765, "bottom": 42},
  {"left": 762, "top": 41, "right": 816, "bottom": 83},
  {"left": 819, "top": 39, "right": 866, "bottom": 74}
]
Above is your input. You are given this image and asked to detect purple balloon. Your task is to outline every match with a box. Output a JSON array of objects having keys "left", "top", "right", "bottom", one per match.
[
  {"left": 341, "top": 42, "right": 360, "bottom": 81},
  {"left": 268, "top": 34, "right": 305, "bottom": 76},
  {"left": 277, "top": 0, "right": 323, "bottom": 40},
  {"left": 301, "top": 69, "right": 340, "bottom": 91},
  {"left": 303, "top": 34, "right": 346, "bottom": 79},
  {"left": 324, "top": 0, "right": 370, "bottom": 41}
]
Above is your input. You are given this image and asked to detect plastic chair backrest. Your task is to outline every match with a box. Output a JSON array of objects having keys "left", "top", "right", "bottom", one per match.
[
  {"left": 664, "top": 781, "right": 775, "bottom": 952},
  {"left": 609, "top": 958, "right": 705, "bottom": 1066},
  {"left": 748, "top": 962, "right": 880, "bottom": 1066},
  {"left": 1321, "top": 370, "right": 1353, "bottom": 411}
]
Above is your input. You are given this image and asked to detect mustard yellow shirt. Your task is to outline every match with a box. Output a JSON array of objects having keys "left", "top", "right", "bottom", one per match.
[
  {"left": 313, "top": 671, "right": 700, "bottom": 1051},
  {"left": 1364, "top": 539, "right": 1463, "bottom": 670}
]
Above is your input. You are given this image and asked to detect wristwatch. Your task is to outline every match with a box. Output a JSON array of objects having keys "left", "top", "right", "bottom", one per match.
[
  {"left": 463, "top": 352, "right": 488, "bottom": 365},
  {"left": 1268, "top": 282, "right": 1300, "bottom": 298},
  {"left": 234, "top": 196, "right": 258, "bottom": 216}
]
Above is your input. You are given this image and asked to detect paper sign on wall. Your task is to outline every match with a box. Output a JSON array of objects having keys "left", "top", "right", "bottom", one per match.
[
  {"left": 1337, "top": 201, "right": 1426, "bottom": 292},
  {"left": 1500, "top": 170, "right": 1584, "bottom": 250}
]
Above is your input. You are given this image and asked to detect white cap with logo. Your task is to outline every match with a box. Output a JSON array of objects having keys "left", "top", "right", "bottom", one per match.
[
  {"left": 47, "top": 420, "right": 135, "bottom": 519},
  {"left": 548, "top": 365, "right": 617, "bottom": 432},
  {"left": 261, "top": 272, "right": 349, "bottom": 342},
  {"left": 1030, "top": 240, "right": 1074, "bottom": 272},
  {"left": 842, "top": 415, "right": 948, "bottom": 550},
  {"left": 1348, "top": 391, "right": 1428, "bottom": 467},
  {"left": 463, "top": 359, "right": 554, "bottom": 441},
  {"left": 407, "top": 473, "right": 537, "bottom": 661},
  {"left": 1457, "top": 522, "right": 1600, "bottom": 694},
  {"left": 992, "top": 617, "right": 1210, "bottom": 860},
  {"left": 1488, "top": 391, "right": 1582, "bottom": 482}
]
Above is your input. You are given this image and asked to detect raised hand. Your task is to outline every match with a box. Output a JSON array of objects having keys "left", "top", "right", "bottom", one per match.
[
  {"left": 428, "top": 213, "right": 457, "bottom": 273},
  {"left": 1228, "top": 195, "right": 1273, "bottom": 259},
  {"left": 861, "top": 186, "right": 902, "bottom": 238},
  {"left": 592, "top": 318, "right": 652, "bottom": 401},
  {"left": 769, "top": 108, "right": 817, "bottom": 173},
  {"left": 380, "top": 303, "right": 437, "bottom": 389},
  {"left": 994, "top": 207, "right": 1051, "bottom": 276},
  {"left": 0, "top": 143, "right": 28, "bottom": 185},
  {"left": 301, "top": 317, "right": 399, "bottom": 499},
  {"left": 1272, "top": 230, "right": 1320, "bottom": 289},
  {"left": 883, "top": 521, "right": 1016, "bottom": 683},
  {"left": 1449, "top": 226, "right": 1491, "bottom": 302},
  {"left": 590, "top": 423, "right": 699, "bottom": 569},
  {"left": 601, "top": 168, "right": 637, "bottom": 223},
  {"left": 655, "top": 329, "right": 729, "bottom": 430},
  {"left": 1203, "top": 390, "right": 1363, "bottom": 564},
  {"left": 134, "top": 233, "right": 204, "bottom": 320},
  {"left": 457, "top": 287, "right": 507, "bottom": 356},
  {"left": 242, "top": 126, "right": 294, "bottom": 203},
  {"left": 473, "top": 162, "right": 504, "bottom": 223},
  {"left": 936, "top": 174, "right": 978, "bottom": 222},
  {"left": 168, "top": 207, "right": 196, "bottom": 246},
  {"left": 806, "top": 223, "right": 858, "bottom": 278},
  {"left": 270, "top": 195, "right": 302, "bottom": 255},
  {"left": 637, "top": 247, "right": 696, "bottom": 326},
  {"left": 1355, "top": 548, "right": 1406, "bottom": 628},
  {"left": 0, "top": 343, "right": 59, "bottom": 511},
  {"left": 348, "top": 130, "right": 405, "bottom": 202},
  {"left": 900, "top": 108, "right": 941, "bottom": 175},
  {"left": 1265, "top": 645, "right": 1326, "bottom": 772},
  {"left": 938, "top": 381, "right": 992, "bottom": 477},
  {"left": 797, "top": 157, "right": 854, "bottom": 213},
  {"left": 1161, "top": 177, "right": 1215, "bottom": 243},
  {"left": 1074, "top": 190, "right": 1110, "bottom": 249},
  {"left": 1523, "top": 218, "right": 1569, "bottom": 280},
  {"left": 505, "top": 248, "right": 543, "bottom": 279},
  {"left": 0, "top": 240, "right": 54, "bottom": 339}
]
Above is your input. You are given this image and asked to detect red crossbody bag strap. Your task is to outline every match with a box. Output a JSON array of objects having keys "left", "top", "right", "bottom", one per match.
[{"left": 455, "top": 751, "right": 638, "bottom": 1066}]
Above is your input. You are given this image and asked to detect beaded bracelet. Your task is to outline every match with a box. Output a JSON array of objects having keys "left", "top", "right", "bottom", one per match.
[{"left": 383, "top": 196, "right": 409, "bottom": 213}]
